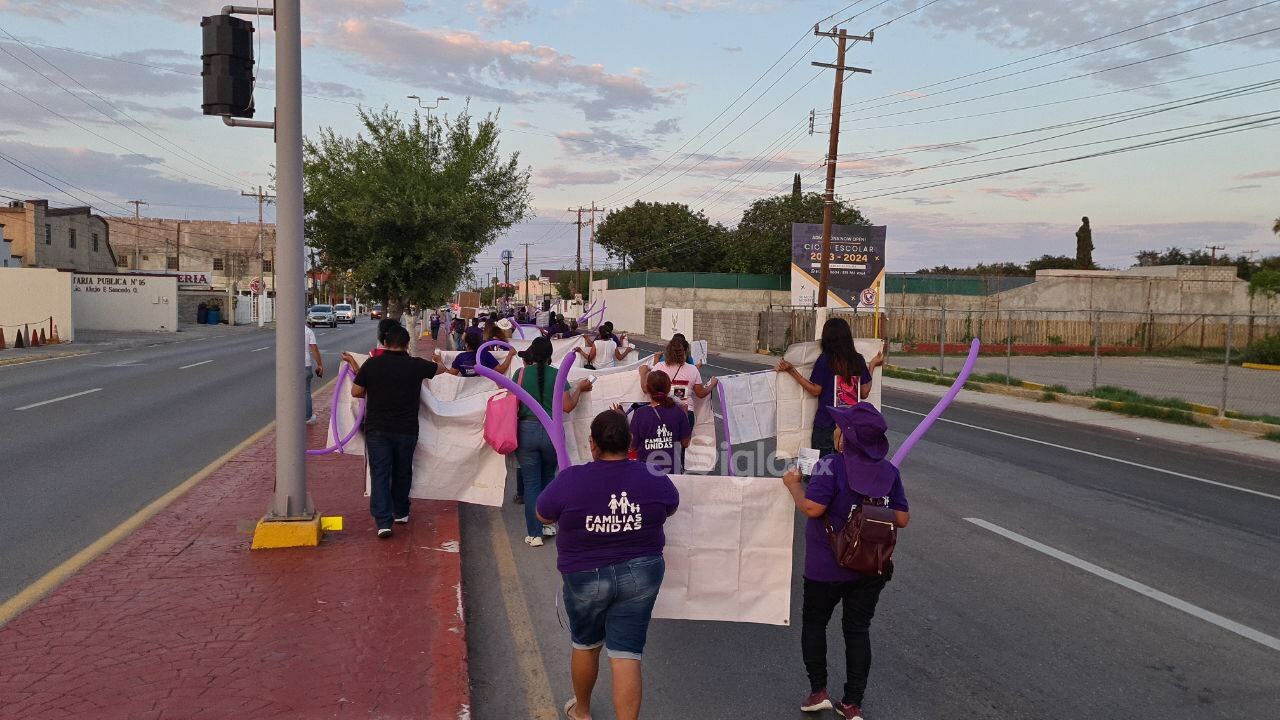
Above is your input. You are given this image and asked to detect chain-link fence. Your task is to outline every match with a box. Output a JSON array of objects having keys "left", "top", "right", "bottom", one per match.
[{"left": 759, "top": 305, "right": 1280, "bottom": 420}]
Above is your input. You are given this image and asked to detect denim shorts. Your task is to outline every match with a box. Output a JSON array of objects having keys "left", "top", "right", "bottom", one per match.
[{"left": 561, "top": 555, "right": 665, "bottom": 661}]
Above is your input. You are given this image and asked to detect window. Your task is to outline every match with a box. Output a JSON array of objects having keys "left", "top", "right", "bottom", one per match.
[
  {"left": 69, "top": 229, "right": 76, "bottom": 249},
  {"left": 261, "top": 259, "right": 273, "bottom": 273},
  {"left": 44, "top": 224, "right": 51, "bottom": 244},
  {"left": 92, "top": 233, "right": 99, "bottom": 252},
  {"left": 166, "top": 255, "right": 179, "bottom": 270},
  {"left": 116, "top": 254, "right": 128, "bottom": 268},
  {"left": 213, "top": 257, "right": 224, "bottom": 271}
]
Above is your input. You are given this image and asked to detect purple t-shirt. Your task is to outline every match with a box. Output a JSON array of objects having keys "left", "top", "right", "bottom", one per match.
[
  {"left": 803, "top": 457, "right": 908, "bottom": 582},
  {"left": 452, "top": 349, "right": 498, "bottom": 377},
  {"left": 810, "top": 353, "right": 874, "bottom": 428},
  {"left": 630, "top": 403, "right": 691, "bottom": 475},
  {"left": 536, "top": 460, "right": 680, "bottom": 573}
]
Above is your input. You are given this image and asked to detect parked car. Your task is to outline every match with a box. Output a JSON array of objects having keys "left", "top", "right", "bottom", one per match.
[
  {"left": 307, "top": 304, "right": 337, "bottom": 328},
  {"left": 333, "top": 303, "right": 356, "bottom": 324},
  {"left": 370, "top": 303, "right": 383, "bottom": 319}
]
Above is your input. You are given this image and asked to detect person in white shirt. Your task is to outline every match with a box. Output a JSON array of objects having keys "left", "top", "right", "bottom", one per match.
[
  {"left": 575, "top": 326, "right": 634, "bottom": 369},
  {"left": 304, "top": 324, "right": 325, "bottom": 424},
  {"left": 638, "top": 336, "right": 716, "bottom": 412}
]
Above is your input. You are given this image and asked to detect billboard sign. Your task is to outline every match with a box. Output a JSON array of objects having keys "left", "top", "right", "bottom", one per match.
[{"left": 790, "top": 223, "right": 886, "bottom": 308}]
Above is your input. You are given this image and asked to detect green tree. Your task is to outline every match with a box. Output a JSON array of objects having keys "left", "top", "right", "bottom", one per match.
[
  {"left": 1025, "top": 254, "right": 1078, "bottom": 273},
  {"left": 594, "top": 201, "right": 730, "bottom": 273},
  {"left": 731, "top": 191, "right": 869, "bottom": 275},
  {"left": 303, "top": 106, "right": 531, "bottom": 318}
]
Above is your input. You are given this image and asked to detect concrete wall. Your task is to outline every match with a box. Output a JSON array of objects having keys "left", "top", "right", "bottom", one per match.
[
  {"left": 178, "top": 290, "right": 233, "bottom": 325},
  {"left": 0, "top": 267, "right": 74, "bottom": 342},
  {"left": 72, "top": 272, "right": 177, "bottom": 332},
  {"left": 644, "top": 286, "right": 791, "bottom": 312},
  {"left": 642, "top": 306, "right": 764, "bottom": 353}
]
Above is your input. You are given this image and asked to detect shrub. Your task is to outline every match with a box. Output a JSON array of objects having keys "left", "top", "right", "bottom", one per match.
[{"left": 1242, "top": 334, "right": 1280, "bottom": 365}]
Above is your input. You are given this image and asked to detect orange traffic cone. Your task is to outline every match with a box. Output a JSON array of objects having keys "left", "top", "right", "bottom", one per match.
[
  {"left": 30, "top": 328, "right": 39, "bottom": 347},
  {"left": 50, "top": 324, "right": 60, "bottom": 344},
  {"left": 39, "top": 328, "right": 47, "bottom": 344},
  {"left": 0, "top": 328, "right": 6, "bottom": 350},
  {"left": 15, "top": 327, "right": 26, "bottom": 349}
]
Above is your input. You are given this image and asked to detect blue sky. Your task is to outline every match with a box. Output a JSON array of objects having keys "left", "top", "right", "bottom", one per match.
[{"left": 1, "top": 0, "right": 1278, "bottom": 276}]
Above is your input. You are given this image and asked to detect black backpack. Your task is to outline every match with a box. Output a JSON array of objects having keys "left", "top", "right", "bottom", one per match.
[{"left": 824, "top": 495, "right": 898, "bottom": 577}]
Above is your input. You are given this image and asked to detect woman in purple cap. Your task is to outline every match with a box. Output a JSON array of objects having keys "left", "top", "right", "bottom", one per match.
[{"left": 783, "top": 403, "right": 909, "bottom": 720}]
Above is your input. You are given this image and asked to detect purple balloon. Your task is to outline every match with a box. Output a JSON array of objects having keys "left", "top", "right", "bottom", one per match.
[
  {"left": 890, "top": 338, "right": 981, "bottom": 468},
  {"left": 308, "top": 363, "right": 367, "bottom": 456},
  {"left": 475, "top": 340, "right": 573, "bottom": 469}
]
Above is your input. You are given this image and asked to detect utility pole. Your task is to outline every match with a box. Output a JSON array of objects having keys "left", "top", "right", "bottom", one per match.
[
  {"left": 568, "top": 207, "right": 585, "bottom": 298},
  {"left": 521, "top": 241, "right": 534, "bottom": 307},
  {"left": 242, "top": 185, "right": 275, "bottom": 326},
  {"left": 1206, "top": 244, "right": 1225, "bottom": 265},
  {"left": 588, "top": 203, "right": 604, "bottom": 303},
  {"left": 127, "top": 199, "right": 147, "bottom": 270},
  {"left": 811, "top": 25, "right": 872, "bottom": 314}
]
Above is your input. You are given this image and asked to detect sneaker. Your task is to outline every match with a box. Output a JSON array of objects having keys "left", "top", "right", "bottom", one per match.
[
  {"left": 377, "top": 528, "right": 392, "bottom": 539},
  {"left": 835, "top": 701, "right": 864, "bottom": 719},
  {"left": 393, "top": 515, "right": 410, "bottom": 524},
  {"left": 306, "top": 413, "right": 318, "bottom": 425},
  {"left": 800, "top": 689, "right": 833, "bottom": 712},
  {"left": 524, "top": 536, "right": 544, "bottom": 547},
  {"left": 542, "top": 524, "right": 558, "bottom": 537}
]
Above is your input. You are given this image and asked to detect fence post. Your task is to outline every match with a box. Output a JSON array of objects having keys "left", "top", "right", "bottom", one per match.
[
  {"left": 1091, "top": 311, "right": 1100, "bottom": 392},
  {"left": 1221, "top": 319, "right": 1232, "bottom": 417},
  {"left": 1006, "top": 315, "right": 1012, "bottom": 385},
  {"left": 939, "top": 307, "right": 947, "bottom": 375}
]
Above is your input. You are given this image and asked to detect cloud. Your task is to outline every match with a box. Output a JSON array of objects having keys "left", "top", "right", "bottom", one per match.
[
  {"left": 537, "top": 165, "right": 622, "bottom": 187},
  {"left": 978, "top": 181, "right": 1091, "bottom": 202},
  {"left": 1234, "top": 168, "right": 1280, "bottom": 180},
  {"left": 556, "top": 128, "right": 651, "bottom": 159},
  {"left": 321, "top": 19, "right": 682, "bottom": 120},
  {"left": 631, "top": 0, "right": 775, "bottom": 15},
  {"left": 896, "top": 195, "right": 957, "bottom": 206},
  {"left": 1224, "top": 184, "right": 1263, "bottom": 192},
  {"left": 646, "top": 117, "right": 680, "bottom": 136},
  {"left": 0, "top": 0, "right": 409, "bottom": 22},
  {"left": 469, "top": 0, "right": 534, "bottom": 29},
  {"left": 722, "top": 46, "right": 743, "bottom": 53}
]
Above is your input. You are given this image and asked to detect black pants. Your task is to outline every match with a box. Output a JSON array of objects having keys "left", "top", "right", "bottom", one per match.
[
  {"left": 801, "top": 575, "right": 887, "bottom": 706},
  {"left": 811, "top": 425, "right": 836, "bottom": 459},
  {"left": 366, "top": 430, "right": 416, "bottom": 529}
]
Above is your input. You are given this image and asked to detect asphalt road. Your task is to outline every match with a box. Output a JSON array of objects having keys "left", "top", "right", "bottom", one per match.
[
  {"left": 0, "top": 319, "right": 373, "bottom": 602},
  {"left": 462, "top": 347, "right": 1280, "bottom": 719}
]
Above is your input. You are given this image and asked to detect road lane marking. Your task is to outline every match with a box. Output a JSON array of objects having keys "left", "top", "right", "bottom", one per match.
[
  {"left": 179, "top": 360, "right": 213, "bottom": 369},
  {"left": 14, "top": 388, "right": 102, "bottom": 411},
  {"left": 488, "top": 510, "right": 557, "bottom": 719},
  {"left": 883, "top": 405, "right": 1280, "bottom": 502},
  {"left": 966, "top": 518, "right": 1280, "bottom": 653},
  {"left": 251, "top": 346, "right": 271, "bottom": 352}
]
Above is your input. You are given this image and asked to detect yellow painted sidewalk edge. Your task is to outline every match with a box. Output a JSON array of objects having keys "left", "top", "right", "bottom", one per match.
[
  {"left": 1242, "top": 362, "right": 1280, "bottom": 372},
  {"left": 0, "top": 373, "right": 343, "bottom": 629}
]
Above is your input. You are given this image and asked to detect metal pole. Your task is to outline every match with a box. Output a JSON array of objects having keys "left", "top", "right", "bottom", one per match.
[
  {"left": 270, "top": 0, "right": 311, "bottom": 520},
  {"left": 939, "top": 306, "right": 946, "bottom": 374},
  {"left": 257, "top": 186, "right": 265, "bottom": 327},
  {"left": 1221, "top": 319, "right": 1232, "bottom": 417},
  {"left": 816, "top": 30, "right": 847, "bottom": 309},
  {"left": 589, "top": 201, "right": 596, "bottom": 303},
  {"left": 1006, "top": 315, "right": 1012, "bottom": 385},
  {"left": 1091, "top": 311, "right": 1100, "bottom": 392}
]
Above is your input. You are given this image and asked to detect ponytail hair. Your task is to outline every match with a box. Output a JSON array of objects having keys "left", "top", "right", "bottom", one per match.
[
  {"left": 663, "top": 337, "right": 687, "bottom": 365},
  {"left": 645, "top": 369, "right": 675, "bottom": 408}
]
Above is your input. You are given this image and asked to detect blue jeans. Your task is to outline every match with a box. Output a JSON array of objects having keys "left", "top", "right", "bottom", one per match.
[
  {"left": 515, "top": 420, "right": 557, "bottom": 537},
  {"left": 562, "top": 555, "right": 665, "bottom": 660},
  {"left": 305, "top": 366, "right": 314, "bottom": 419},
  {"left": 366, "top": 430, "right": 416, "bottom": 529}
]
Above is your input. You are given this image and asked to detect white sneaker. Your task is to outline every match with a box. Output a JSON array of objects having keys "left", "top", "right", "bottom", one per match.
[
  {"left": 377, "top": 528, "right": 392, "bottom": 539},
  {"left": 524, "top": 536, "right": 544, "bottom": 547},
  {"left": 306, "top": 413, "right": 318, "bottom": 424},
  {"left": 393, "top": 515, "right": 410, "bottom": 524},
  {"left": 542, "top": 524, "right": 558, "bottom": 537}
]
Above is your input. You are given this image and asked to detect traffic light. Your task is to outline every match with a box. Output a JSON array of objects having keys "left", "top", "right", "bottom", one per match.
[{"left": 200, "top": 14, "right": 255, "bottom": 118}]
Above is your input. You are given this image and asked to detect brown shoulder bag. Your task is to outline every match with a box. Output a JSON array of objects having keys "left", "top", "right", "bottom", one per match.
[{"left": 825, "top": 496, "right": 898, "bottom": 577}]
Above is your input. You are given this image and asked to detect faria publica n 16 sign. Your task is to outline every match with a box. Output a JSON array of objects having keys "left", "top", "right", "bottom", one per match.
[{"left": 790, "top": 223, "right": 886, "bottom": 309}]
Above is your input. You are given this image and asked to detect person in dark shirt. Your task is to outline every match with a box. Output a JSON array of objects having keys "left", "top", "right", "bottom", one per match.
[{"left": 351, "top": 325, "right": 439, "bottom": 537}]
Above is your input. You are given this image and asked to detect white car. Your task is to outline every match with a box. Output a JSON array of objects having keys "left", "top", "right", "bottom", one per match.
[
  {"left": 333, "top": 303, "right": 356, "bottom": 324},
  {"left": 307, "top": 304, "right": 337, "bottom": 328}
]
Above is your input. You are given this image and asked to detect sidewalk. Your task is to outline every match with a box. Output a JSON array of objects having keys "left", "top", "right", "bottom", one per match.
[
  {"left": 0, "top": 324, "right": 270, "bottom": 367},
  {"left": 0, "top": 333, "right": 468, "bottom": 719}
]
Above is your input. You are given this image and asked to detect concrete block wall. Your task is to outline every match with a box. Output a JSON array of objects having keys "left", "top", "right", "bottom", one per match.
[{"left": 644, "top": 306, "right": 763, "bottom": 353}]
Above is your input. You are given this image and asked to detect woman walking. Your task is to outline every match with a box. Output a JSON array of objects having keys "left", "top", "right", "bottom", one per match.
[
  {"left": 537, "top": 409, "right": 679, "bottom": 720},
  {"left": 783, "top": 403, "right": 909, "bottom": 719},
  {"left": 775, "top": 317, "right": 884, "bottom": 458},
  {"left": 627, "top": 370, "right": 691, "bottom": 475},
  {"left": 640, "top": 336, "right": 717, "bottom": 414},
  {"left": 517, "top": 336, "right": 592, "bottom": 547}
]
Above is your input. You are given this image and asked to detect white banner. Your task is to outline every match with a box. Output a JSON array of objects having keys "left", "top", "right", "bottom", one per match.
[
  {"left": 655, "top": 474, "right": 794, "bottom": 626},
  {"left": 774, "top": 339, "right": 883, "bottom": 458},
  {"left": 717, "top": 370, "right": 778, "bottom": 446}
]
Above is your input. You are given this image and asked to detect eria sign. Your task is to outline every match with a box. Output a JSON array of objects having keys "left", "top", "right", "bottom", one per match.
[{"left": 131, "top": 269, "right": 215, "bottom": 287}]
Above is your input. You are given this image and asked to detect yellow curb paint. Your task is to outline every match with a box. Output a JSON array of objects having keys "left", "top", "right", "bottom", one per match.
[
  {"left": 0, "top": 421, "right": 275, "bottom": 629},
  {"left": 0, "top": 372, "right": 344, "bottom": 628},
  {"left": 251, "top": 515, "right": 323, "bottom": 549},
  {"left": 489, "top": 509, "right": 557, "bottom": 720},
  {"left": 1242, "top": 362, "right": 1280, "bottom": 372},
  {"left": 320, "top": 516, "right": 344, "bottom": 531}
]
